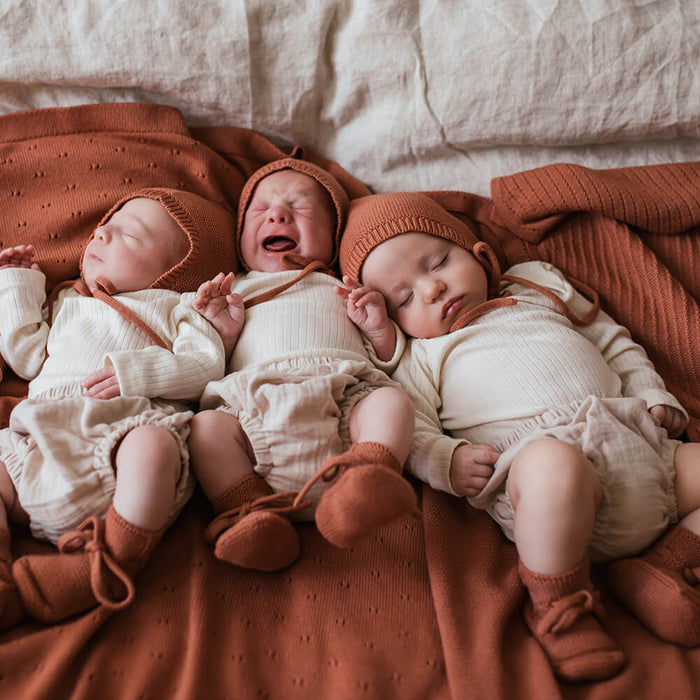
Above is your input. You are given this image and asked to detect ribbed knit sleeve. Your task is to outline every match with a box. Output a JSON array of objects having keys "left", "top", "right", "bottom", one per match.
[
  {"left": 363, "top": 320, "right": 406, "bottom": 373},
  {"left": 392, "top": 342, "right": 463, "bottom": 495},
  {"left": 0, "top": 267, "right": 50, "bottom": 380},
  {"left": 106, "top": 294, "right": 225, "bottom": 401}
]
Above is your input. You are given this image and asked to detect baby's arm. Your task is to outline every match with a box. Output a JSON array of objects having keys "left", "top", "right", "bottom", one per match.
[
  {"left": 192, "top": 272, "right": 245, "bottom": 362},
  {"left": 86, "top": 293, "right": 227, "bottom": 401},
  {"left": 0, "top": 245, "right": 50, "bottom": 378},
  {"left": 336, "top": 276, "right": 396, "bottom": 362}
]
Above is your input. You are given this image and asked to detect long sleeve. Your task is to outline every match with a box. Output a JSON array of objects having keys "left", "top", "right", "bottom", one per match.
[
  {"left": 106, "top": 294, "right": 225, "bottom": 401},
  {"left": 362, "top": 319, "right": 407, "bottom": 374},
  {"left": 0, "top": 267, "right": 50, "bottom": 380},
  {"left": 392, "top": 342, "right": 463, "bottom": 495}
]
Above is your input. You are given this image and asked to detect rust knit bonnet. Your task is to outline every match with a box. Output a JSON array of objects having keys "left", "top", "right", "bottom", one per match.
[
  {"left": 80, "top": 187, "right": 238, "bottom": 293},
  {"left": 339, "top": 191, "right": 501, "bottom": 295},
  {"left": 236, "top": 157, "right": 350, "bottom": 270}
]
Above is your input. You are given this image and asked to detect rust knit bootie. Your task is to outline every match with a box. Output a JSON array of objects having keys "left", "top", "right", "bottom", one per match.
[
  {"left": 519, "top": 558, "right": 625, "bottom": 683},
  {"left": 12, "top": 506, "right": 163, "bottom": 624},
  {"left": 205, "top": 474, "right": 301, "bottom": 572},
  {"left": 0, "top": 529, "right": 25, "bottom": 630},
  {"left": 607, "top": 525, "right": 700, "bottom": 647},
  {"left": 314, "top": 442, "right": 418, "bottom": 548}
]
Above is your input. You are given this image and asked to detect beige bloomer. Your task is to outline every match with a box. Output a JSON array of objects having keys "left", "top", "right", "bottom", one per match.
[
  {"left": 200, "top": 355, "right": 397, "bottom": 519},
  {"left": 0, "top": 395, "right": 194, "bottom": 544},
  {"left": 472, "top": 395, "right": 680, "bottom": 563}
]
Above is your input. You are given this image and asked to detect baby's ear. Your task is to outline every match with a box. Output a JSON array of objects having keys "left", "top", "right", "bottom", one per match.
[{"left": 473, "top": 242, "right": 501, "bottom": 293}]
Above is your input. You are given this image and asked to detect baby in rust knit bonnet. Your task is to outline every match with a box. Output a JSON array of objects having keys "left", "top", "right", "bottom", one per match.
[
  {"left": 0, "top": 189, "right": 234, "bottom": 629},
  {"left": 337, "top": 190, "right": 700, "bottom": 683},
  {"left": 187, "top": 158, "right": 418, "bottom": 574}
]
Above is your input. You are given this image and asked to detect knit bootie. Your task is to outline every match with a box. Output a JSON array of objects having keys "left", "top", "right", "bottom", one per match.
[
  {"left": 205, "top": 474, "right": 301, "bottom": 572},
  {"left": 519, "top": 558, "right": 625, "bottom": 682},
  {"left": 0, "top": 529, "right": 25, "bottom": 630},
  {"left": 12, "top": 506, "right": 162, "bottom": 624},
  {"left": 607, "top": 525, "right": 700, "bottom": 647},
  {"left": 314, "top": 442, "right": 418, "bottom": 548}
]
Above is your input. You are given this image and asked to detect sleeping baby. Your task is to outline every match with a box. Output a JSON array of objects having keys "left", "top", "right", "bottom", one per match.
[
  {"left": 0, "top": 189, "right": 232, "bottom": 629},
  {"left": 337, "top": 191, "right": 700, "bottom": 683}
]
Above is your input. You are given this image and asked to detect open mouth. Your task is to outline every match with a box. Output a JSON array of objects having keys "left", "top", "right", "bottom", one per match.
[{"left": 263, "top": 235, "right": 297, "bottom": 253}]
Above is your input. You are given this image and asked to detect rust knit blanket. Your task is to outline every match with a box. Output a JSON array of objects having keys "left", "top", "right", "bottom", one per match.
[{"left": 0, "top": 105, "right": 698, "bottom": 699}]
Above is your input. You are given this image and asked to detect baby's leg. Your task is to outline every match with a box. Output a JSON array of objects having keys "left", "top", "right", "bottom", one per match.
[
  {"left": 188, "top": 409, "right": 255, "bottom": 502},
  {"left": 113, "top": 424, "right": 181, "bottom": 530},
  {"left": 315, "top": 386, "right": 417, "bottom": 548},
  {"left": 608, "top": 441, "right": 700, "bottom": 646},
  {"left": 507, "top": 437, "right": 623, "bottom": 682},
  {"left": 188, "top": 410, "right": 299, "bottom": 571},
  {"left": 674, "top": 442, "right": 700, "bottom": 531},
  {"left": 347, "top": 385, "right": 415, "bottom": 464},
  {"left": 12, "top": 425, "right": 179, "bottom": 624},
  {"left": 0, "top": 461, "right": 25, "bottom": 629},
  {"left": 507, "top": 437, "right": 601, "bottom": 574}
]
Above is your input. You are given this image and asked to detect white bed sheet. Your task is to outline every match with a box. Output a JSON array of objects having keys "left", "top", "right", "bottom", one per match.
[{"left": 1, "top": 0, "right": 698, "bottom": 196}]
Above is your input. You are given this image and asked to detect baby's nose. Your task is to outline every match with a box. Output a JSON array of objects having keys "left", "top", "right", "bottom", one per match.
[
  {"left": 421, "top": 277, "right": 444, "bottom": 302},
  {"left": 94, "top": 226, "right": 111, "bottom": 242},
  {"left": 267, "top": 205, "right": 291, "bottom": 223}
]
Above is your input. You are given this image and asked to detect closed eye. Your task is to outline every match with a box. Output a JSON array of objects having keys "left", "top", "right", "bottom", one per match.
[
  {"left": 397, "top": 291, "right": 414, "bottom": 308},
  {"left": 432, "top": 253, "right": 448, "bottom": 270}
]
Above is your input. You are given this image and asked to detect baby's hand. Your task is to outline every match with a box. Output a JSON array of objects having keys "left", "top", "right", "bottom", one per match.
[
  {"left": 0, "top": 245, "right": 42, "bottom": 271},
  {"left": 336, "top": 275, "right": 397, "bottom": 362},
  {"left": 82, "top": 365, "right": 121, "bottom": 400},
  {"left": 450, "top": 443, "right": 500, "bottom": 498},
  {"left": 193, "top": 272, "right": 245, "bottom": 358},
  {"left": 335, "top": 275, "right": 391, "bottom": 333},
  {"left": 649, "top": 404, "right": 687, "bottom": 438}
]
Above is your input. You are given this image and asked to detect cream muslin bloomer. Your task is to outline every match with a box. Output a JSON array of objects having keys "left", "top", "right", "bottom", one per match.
[
  {"left": 200, "top": 356, "right": 397, "bottom": 519},
  {"left": 0, "top": 395, "right": 194, "bottom": 544},
  {"left": 470, "top": 396, "right": 680, "bottom": 563}
]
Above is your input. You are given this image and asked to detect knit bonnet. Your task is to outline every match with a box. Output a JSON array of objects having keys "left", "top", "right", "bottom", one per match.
[
  {"left": 339, "top": 191, "right": 501, "bottom": 294},
  {"left": 81, "top": 188, "right": 237, "bottom": 293},
  {"left": 236, "top": 157, "right": 350, "bottom": 269}
]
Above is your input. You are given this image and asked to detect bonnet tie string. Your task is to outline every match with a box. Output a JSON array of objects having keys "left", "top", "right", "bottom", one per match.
[
  {"left": 450, "top": 296, "right": 517, "bottom": 333},
  {"left": 501, "top": 274, "right": 600, "bottom": 326},
  {"left": 243, "top": 255, "right": 331, "bottom": 309},
  {"left": 449, "top": 271, "right": 601, "bottom": 333},
  {"left": 72, "top": 276, "right": 170, "bottom": 349}
]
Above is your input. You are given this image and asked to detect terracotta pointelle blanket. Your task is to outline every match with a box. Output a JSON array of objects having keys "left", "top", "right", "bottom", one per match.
[{"left": 0, "top": 104, "right": 698, "bottom": 699}]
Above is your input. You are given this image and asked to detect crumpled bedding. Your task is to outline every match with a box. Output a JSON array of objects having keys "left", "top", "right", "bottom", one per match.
[
  {"left": 1, "top": 1, "right": 699, "bottom": 196},
  {"left": 1, "top": 1, "right": 699, "bottom": 698}
]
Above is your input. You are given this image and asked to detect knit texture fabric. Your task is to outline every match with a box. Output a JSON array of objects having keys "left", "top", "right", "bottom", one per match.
[
  {"left": 83, "top": 187, "right": 238, "bottom": 293},
  {"left": 1, "top": 105, "right": 700, "bottom": 697},
  {"left": 314, "top": 442, "right": 418, "bottom": 548},
  {"left": 339, "top": 191, "right": 499, "bottom": 291},
  {"left": 12, "top": 506, "right": 163, "bottom": 623},
  {"left": 518, "top": 558, "right": 625, "bottom": 682},
  {"left": 607, "top": 525, "right": 700, "bottom": 647},
  {"left": 208, "top": 475, "right": 300, "bottom": 571},
  {"left": 236, "top": 156, "right": 350, "bottom": 269}
]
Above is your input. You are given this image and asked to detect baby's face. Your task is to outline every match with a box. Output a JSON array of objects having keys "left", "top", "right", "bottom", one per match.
[
  {"left": 361, "top": 232, "right": 488, "bottom": 339},
  {"left": 239, "top": 169, "right": 335, "bottom": 272},
  {"left": 82, "top": 198, "right": 189, "bottom": 292}
]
